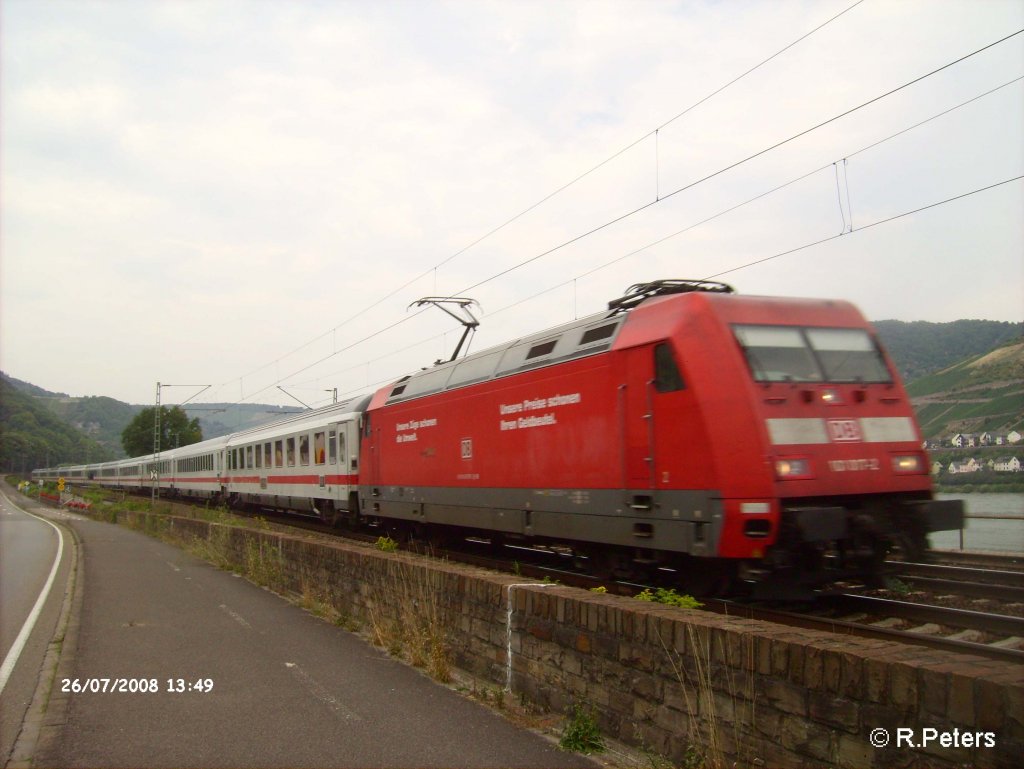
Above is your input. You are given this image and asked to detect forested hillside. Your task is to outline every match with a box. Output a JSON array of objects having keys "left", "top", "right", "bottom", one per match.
[
  {"left": 873, "top": 319, "right": 1023, "bottom": 382},
  {"left": 0, "top": 377, "right": 115, "bottom": 473},
  {"left": 905, "top": 338, "right": 1023, "bottom": 439},
  {"left": 2, "top": 372, "right": 302, "bottom": 469}
]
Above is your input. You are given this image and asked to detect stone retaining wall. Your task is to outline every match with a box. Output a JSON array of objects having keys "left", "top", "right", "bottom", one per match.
[{"left": 116, "top": 510, "right": 1021, "bottom": 768}]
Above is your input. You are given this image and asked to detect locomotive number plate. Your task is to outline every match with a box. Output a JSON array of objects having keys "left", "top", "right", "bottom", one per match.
[{"left": 827, "top": 419, "right": 862, "bottom": 442}]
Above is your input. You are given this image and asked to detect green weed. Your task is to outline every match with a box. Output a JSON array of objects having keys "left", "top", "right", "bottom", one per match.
[
  {"left": 635, "top": 587, "right": 703, "bottom": 609},
  {"left": 559, "top": 702, "right": 605, "bottom": 754}
]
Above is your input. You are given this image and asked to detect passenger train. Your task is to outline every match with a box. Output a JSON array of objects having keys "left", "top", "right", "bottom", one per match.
[{"left": 34, "top": 280, "right": 963, "bottom": 594}]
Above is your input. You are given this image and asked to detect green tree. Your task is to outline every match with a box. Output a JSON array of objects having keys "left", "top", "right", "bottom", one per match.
[{"left": 121, "top": 406, "right": 202, "bottom": 458}]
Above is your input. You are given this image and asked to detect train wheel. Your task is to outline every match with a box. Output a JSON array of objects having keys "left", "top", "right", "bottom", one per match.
[
  {"left": 675, "top": 557, "right": 735, "bottom": 597},
  {"left": 578, "top": 549, "right": 631, "bottom": 581},
  {"left": 319, "top": 501, "right": 341, "bottom": 528},
  {"left": 886, "top": 525, "right": 929, "bottom": 564}
]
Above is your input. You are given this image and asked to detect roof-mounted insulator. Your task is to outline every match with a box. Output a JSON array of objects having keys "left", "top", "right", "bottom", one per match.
[{"left": 607, "top": 279, "right": 735, "bottom": 313}]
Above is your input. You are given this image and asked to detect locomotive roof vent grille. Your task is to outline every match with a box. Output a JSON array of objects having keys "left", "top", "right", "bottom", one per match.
[
  {"left": 579, "top": 322, "right": 617, "bottom": 345},
  {"left": 526, "top": 339, "right": 558, "bottom": 359},
  {"left": 607, "top": 279, "right": 735, "bottom": 313}
]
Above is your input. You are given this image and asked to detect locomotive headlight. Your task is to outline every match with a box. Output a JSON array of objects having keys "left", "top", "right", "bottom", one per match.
[
  {"left": 891, "top": 454, "right": 924, "bottom": 474},
  {"left": 820, "top": 388, "right": 842, "bottom": 405},
  {"left": 775, "top": 457, "right": 812, "bottom": 480}
]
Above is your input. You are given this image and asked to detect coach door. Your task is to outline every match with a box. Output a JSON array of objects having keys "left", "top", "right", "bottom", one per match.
[{"left": 334, "top": 422, "right": 352, "bottom": 483}]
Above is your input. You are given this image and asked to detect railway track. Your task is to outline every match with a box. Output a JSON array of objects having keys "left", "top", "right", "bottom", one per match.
[
  {"left": 885, "top": 560, "right": 1024, "bottom": 603},
  {"left": 924, "top": 549, "right": 1024, "bottom": 572},
  {"left": 443, "top": 546, "right": 1024, "bottom": 662},
  {"left": 803, "top": 593, "right": 1024, "bottom": 662},
  {"left": 37, "top": 490, "right": 1024, "bottom": 663}
]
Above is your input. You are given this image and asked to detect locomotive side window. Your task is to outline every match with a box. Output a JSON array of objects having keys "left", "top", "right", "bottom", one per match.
[
  {"left": 805, "top": 328, "right": 892, "bottom": 383},
  {"left": 653, "top": 343, "right": 685, "bottom": 392}
]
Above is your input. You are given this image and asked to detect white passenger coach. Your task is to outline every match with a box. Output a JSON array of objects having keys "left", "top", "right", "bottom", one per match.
[{"left": 33, "top": 394, "right": 371, "bottom": 525}]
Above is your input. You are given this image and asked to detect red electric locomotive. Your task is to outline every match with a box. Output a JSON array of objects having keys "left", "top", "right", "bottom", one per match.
[{"left": 359, "top": 280, "right": 962, "bottom": 594}]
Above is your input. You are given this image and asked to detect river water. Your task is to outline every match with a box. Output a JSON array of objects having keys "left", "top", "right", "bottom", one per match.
[{"left": 927, "top": 493, "right": 1024, "bottom": 554}]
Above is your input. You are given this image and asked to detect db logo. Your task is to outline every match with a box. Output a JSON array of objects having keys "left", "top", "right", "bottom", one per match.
[{"left": 828, "top": 419, "right": 862, "bottom": 442}]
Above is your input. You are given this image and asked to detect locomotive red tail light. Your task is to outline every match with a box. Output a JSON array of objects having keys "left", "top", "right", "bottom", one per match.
[
  {"left": 774, "top": 457, "right": 813, "bottom": 480},
  {"left": 890, "top": 453, "right": 925, "bottom": 474}
]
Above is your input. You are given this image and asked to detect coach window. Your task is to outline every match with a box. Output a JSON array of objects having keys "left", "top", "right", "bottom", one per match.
[
  {"left": 654, "top": 343, "right": 685, "bottom": 393},
  {"left": 255, "top": 444, "right": 262, "bottom": 468},
  {"left": 265, "top": 443, "right": 272, "bottom": 468},
  {"left": 246, "top": 445, "right": 253, "bottom": 469},
  {"left": 300, "top": 435, "right": 310, "bottom": 465},
  {"left": 314, "top": 432, "right": 326, "bottom": 465},
  {"left": 328, "top": 430, "right": 337, "bottom": 464},
  {"left": 286, "top": 437, "right": 296, "bottom": 467},
  {"left": 275, "top": 440, "right": 284, "bottom": 468}
]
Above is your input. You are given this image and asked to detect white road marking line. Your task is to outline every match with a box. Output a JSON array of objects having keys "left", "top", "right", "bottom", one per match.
[
  {"left": 218, "top": 604, "right": 252, "bottom": 630},
  {"left": 285, "top": 662, "right": 361, "bottom": 721},
  {"left": 0, "top": 493, "right": 66, "bottom": 696}
]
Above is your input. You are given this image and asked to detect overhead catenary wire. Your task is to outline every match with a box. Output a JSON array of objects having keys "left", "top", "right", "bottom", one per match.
[
  {"left": 311, "top": 173, "right": 1023, "bottom": 407},
  {"left": 441, "top": 32, "right": 1023, "bottom": 300},
  {"left": 218, "top": 0, "right": 868, "bottom": 399},
  {"left": 476, "top": 74, "right": 1024, "bottom": 319},
  {"left": 227, "top": 30, "right": 1023, "bottom": 406},
  {"left": 292, "top": 74, "right": 1024, "bottom": 396},
  {"left": 702, "top": 175, "right": 1023, "bottom": 280}
]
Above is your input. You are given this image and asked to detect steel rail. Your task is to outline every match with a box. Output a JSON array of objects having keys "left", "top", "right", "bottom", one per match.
[{"left": 36, "top": 488, "right": 1024, "bottom": 663}]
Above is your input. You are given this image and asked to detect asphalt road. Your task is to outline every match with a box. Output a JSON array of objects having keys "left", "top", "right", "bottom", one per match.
[
  {"left": 0, "top": 487, "right": 77, "bottom": 767},
  {"left": 10, "top": 496, "right": 597, "bottom": 768}
]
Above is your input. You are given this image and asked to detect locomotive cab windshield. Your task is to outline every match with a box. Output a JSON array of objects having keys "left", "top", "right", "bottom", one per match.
[{"left": 733, "top": 324, "right": 892, "bottom": 384}]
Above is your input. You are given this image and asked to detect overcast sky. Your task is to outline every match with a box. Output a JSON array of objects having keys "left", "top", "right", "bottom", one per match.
[{"left": 2, "top": 0, "right": 1022, "bottom": 410}]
